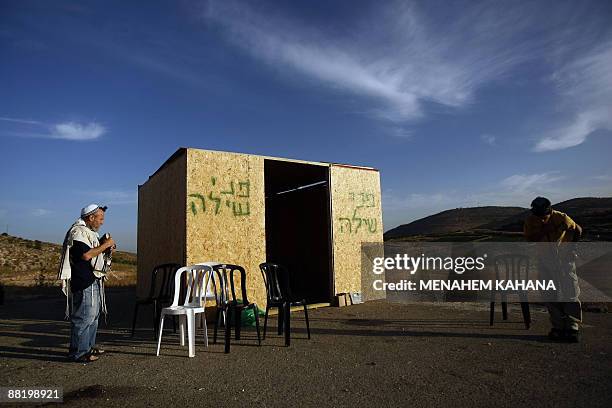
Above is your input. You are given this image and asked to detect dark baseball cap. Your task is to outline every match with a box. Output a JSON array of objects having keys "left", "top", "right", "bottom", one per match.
[{"left": 531, "top": 197, "right": 552, "bottom": 216}]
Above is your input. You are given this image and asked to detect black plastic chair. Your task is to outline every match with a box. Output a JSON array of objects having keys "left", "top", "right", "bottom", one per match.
[
  {"left": 490, "top": 254, "right": 531, "bottom": 329},
  {"left": 211, "top": 263, "right": 261, "bottom": 353},
  {"left": 131, "top": 263, "right": 181, "bottom": 338},
  {"left": 259, "top": 262, "right": 311, "bottom": 346}
]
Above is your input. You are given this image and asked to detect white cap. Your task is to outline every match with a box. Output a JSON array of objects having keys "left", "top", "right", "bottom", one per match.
[{"left": 81, "top": 204, "right": 108, "bottom": 218}]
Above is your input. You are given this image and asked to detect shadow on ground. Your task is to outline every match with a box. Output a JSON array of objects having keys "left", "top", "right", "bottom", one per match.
[{"left": 0, "top": 285, "right": 610, "bottom": 407}]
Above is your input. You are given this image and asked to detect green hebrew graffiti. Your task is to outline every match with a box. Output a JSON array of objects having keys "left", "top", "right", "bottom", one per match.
[
  {"left": 188, "top": 193, "right": 206, "bottom": 215},
  {"left": 188, "top": 177, "right": 251, "bottom": 218},
  {"left": 351, "top": 192, "right": 375, "bottom": 208},
  {"left": 208, "top": 191, "right": 221, "bottom": 214},
  {"left": 232, "top": 201, "right": 250, "bottom": 216},
  {"left": 221, "top": 181, "right": 235, "bottom": 195},
  {"left": 364, "top": 218, "right": 377, "bottom": 233},
  {"left": 338, "top": 191, "right": 379, "bottom": 234},
  {"left": 238, "top": 181, "right": 250, "bottom": 198},
  {"left": 351, "top": 208, "right": 363, "bottom": 233},
  {"left": 339, "top": 217, "right": 352, "bottom": 233}
]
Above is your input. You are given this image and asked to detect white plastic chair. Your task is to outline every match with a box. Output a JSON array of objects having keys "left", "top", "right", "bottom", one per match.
[
  {"left": 194, "top": 262, "right": 222, "bottom": 328},
  {"left": 156, "top": 264, "right": 214, "bottom": 358}
]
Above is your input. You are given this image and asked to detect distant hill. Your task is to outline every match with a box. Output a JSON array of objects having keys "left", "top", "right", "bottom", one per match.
[
  {"left": 0, "top": 234, "right": 137, "bottom": 287},
  {"left": 385, "top": 197, "right": 612, "bottom": 241},
  {"left": 384, "top": 206, "right": 526, "bottom": 239},
  {"left": 483, "top": 198, "right": 612, "bottom": 240}
]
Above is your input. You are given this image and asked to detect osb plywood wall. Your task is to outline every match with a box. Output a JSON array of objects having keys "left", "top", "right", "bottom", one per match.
[
  {"left": 185, "top": 148, "right": 267, "bottom": 306},
  {"left": 137, "top": 152, "right": 187, "bottom": 299},
  {"left": 330, "top": 165, "right": 384, "bottom": 295}
]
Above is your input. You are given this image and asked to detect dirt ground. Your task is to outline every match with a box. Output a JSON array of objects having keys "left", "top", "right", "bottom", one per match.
[{"left": 0, "top": 286, "right": 610, "bottom": 408}]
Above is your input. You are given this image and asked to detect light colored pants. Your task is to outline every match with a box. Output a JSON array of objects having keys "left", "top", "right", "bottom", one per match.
[
  {"left": 69, "top": 280, "right": 101, "bottom": 359},
  {"left": 540, "top": 258, "right": 582, "bottom": 331}
]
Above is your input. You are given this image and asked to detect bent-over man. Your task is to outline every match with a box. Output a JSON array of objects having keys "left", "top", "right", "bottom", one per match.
[{"left": 524, "top": 197, "right": 583, "bottom": 342}]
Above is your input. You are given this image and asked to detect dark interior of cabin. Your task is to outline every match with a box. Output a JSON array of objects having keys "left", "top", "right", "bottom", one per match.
[{"left": 264, "top": 159, "right": 333, "bottom": 303}]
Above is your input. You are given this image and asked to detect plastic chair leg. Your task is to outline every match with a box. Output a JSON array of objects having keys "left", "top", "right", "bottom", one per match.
[
  {"left": 198, "top": 312, "right": 205, "bottom": 329},
  {"left": 520, "top": 302, "right": 531, "bottom": 329},
  {"left": 202, "top": 314, "right": 209, "bottom": 347},
  {"left": 153, "top": 300, "right": 158, "bottom": 338},
  {"left": 263, "top": 305, "right": 270, "bottom": 340},
  {"left": 235, "top": 308, "right": 242, "bottom": 340},
  {"left": 278, "top": 305, "right": 284, "bottom": 335},
  {"left": 187, "top": 311, "right": 195, "bottom": 358},
  {"left": 284, "top": 302, "right": 291, "bottom": 347},
  {"left": 254, "top": 305, "right": 261, "bottom": 346},
  {"left": 179, "top": 315, "right": 186, "bottom": 347},
  {"left": 489, "top": 302, "right": 495, "bottom": 326},
  {"left": 213, "top": 307, "right": 221, "bottom": 344},
  {"left": 156, "top": 314, "right": 165, "bottom": 356},
  {"left": 224, "top": 308, "right": 232, "bottom": 353},
  {"left": 303, "top": 302, "right": 311, "bottom": 339},
  {"left": 131, "top": 303, "right": 139, "bottom": 337}
]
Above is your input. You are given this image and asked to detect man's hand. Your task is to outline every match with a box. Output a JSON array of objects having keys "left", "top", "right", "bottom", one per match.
[
  {"left": 570, "top": 224, "right": 583, "bottom": 242},
  {"left": 103, "top": 237, "right": 116, "bottom": 256},
  {"left": 103, "top": 237, "right": 116, "bottom": 249},
  {"left": 81, "top": 237, "right": 116, "bottom": 261}
]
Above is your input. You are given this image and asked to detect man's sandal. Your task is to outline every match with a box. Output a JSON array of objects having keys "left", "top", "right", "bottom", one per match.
[
  {"left": 90, "top": 347, "right": 105, "bottom": 356},
  {"left": 548, "top": 328, "right": 565, "bottom": 341},
  {"left": 74, "top": 353, "right": 99, "bottom": 363},
  {"left": 565, "top": 329, "right": 582, "bottom": 343}
]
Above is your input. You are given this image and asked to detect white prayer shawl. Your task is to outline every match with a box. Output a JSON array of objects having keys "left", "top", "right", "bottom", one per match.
[{"left": 57, "top": 219, "right": 111, "bottom": 320}]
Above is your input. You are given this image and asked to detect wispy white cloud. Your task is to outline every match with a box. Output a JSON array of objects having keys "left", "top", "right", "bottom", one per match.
[
  {"left": 94, "top": 41, "right": 211, "bottom": 88},
  {"left": 481, "top": 134, "right": 496, "bottom": 146},
  {"left": 0, "top": 117, "right": 44, "bottom": 126},
  {"left": 31, "top": 208, "right": 51, "bottom": 217},
  {"left": 89, "top": 190, "right": 137, "bottom": 205},
  {"left": 534, "top": 109, "right": 610, "bottom": 152},
  {"left": 386, "top": 126, "right": 413, "bottom": 139},
  {"left": 382, "top": 171, "right": 590, "bottom": 229},
  {"left": 203, "top": 1, "right": 591, "bottom": 125},
  {"left": 383, "top": 190, "right": 458, "bottom": 211},
  {"left": 500, "top": 172, "right": 564, "bottom": 193},
  {"left": 0, "top": 117, "right": 106, "bottom": 141},
  {"left": 534, "top": 41, "right": 612, "bottom": 151},
  {"left": 203, "top": 0, "right": 612, "bottom": 151},
  {"left": 51, "top": 122, "right": 106, "bottom": 141}
]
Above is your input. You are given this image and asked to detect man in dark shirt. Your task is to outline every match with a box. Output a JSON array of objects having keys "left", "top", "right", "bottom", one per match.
[
  {"left": 69, "top": 240, "right": 98, "bottom": 293},
  {"left": 67, "top": 204, "right": 115, "bottom": 362}
]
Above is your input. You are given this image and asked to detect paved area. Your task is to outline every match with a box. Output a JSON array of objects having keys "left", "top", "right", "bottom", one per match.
[{"left": 0, "top": 287, "right": 610, "bottom": 407}]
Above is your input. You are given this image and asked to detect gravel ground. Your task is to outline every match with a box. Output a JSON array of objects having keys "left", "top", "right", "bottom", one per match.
[{"left": 0, "top": 287, "right": 610, "bottom": 408}]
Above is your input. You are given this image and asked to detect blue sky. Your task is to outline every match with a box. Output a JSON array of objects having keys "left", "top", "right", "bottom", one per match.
[{"left": 1, "top": 0, "right": 612, "bottom": 252}]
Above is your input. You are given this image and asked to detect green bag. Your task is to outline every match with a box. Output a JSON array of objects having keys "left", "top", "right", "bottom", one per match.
[{"left": 229, "top": 300, "right": 266, "bottom": 327}]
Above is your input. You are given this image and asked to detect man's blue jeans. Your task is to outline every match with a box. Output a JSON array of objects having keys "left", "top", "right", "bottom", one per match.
[{"left": 69, "top": 280, "right": 101, "bottom": 360}]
